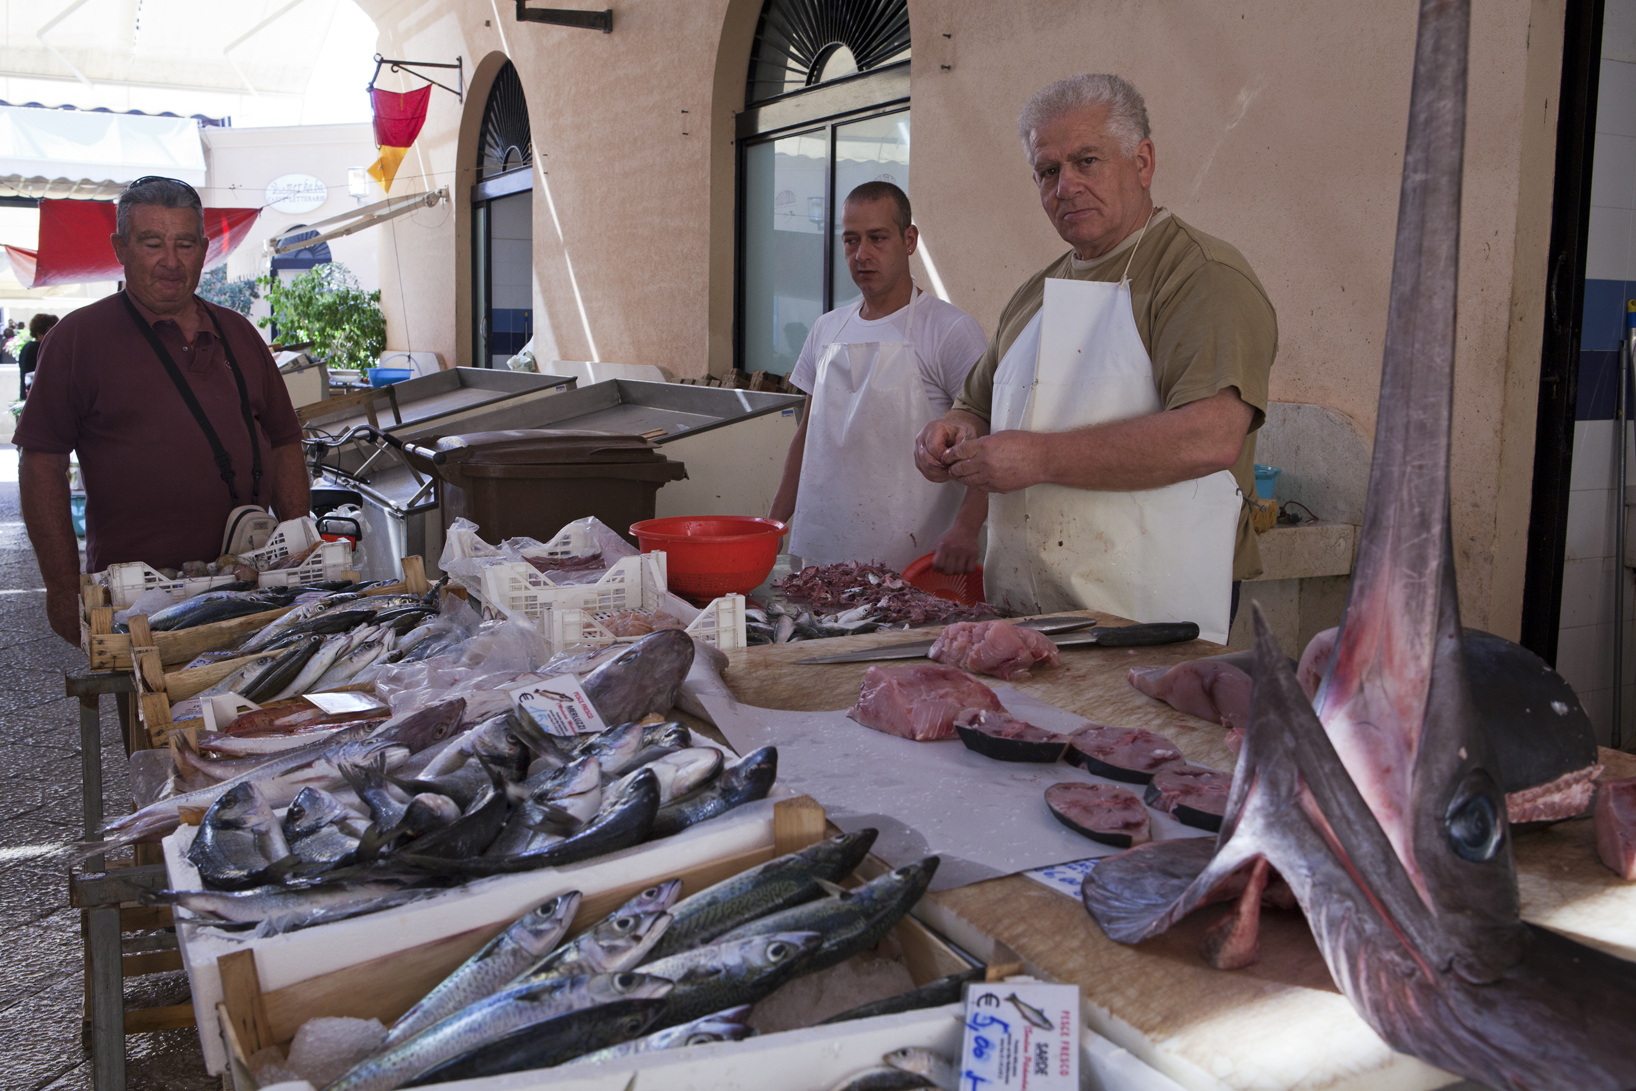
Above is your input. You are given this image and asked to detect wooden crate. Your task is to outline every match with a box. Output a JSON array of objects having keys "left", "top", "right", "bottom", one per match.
[
  {"left": 127, "top": 557, "right": 430, "bottom": 747},
  {"left": 213, "top": 798, "right": 984, "bottom": 1091},
  {"left": 168, "top": 788, "right": 815, "bottom": 1076}
]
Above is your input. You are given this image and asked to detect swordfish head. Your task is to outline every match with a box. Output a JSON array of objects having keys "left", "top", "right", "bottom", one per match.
[{"left": 1083, "top": 1, "right": 1636, "bottom": 1087}]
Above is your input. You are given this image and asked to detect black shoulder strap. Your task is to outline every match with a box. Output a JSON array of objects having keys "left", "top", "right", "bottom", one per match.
[
  {"left": 202, "top": 303, "right": 263, "bottom": 502},
  {"left": 120, "top": 293, "right": 261, "bottom": 503}
]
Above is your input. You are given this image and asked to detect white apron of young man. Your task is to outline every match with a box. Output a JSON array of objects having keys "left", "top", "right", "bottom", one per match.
[
  {"left": 983, "top": 233, "right": 1241, "bottom": 644},
  {"left": 790, "top": 289, "right": 963, "bottom": 572}
]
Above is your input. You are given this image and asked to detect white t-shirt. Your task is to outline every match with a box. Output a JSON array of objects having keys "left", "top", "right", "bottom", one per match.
[{"left": 788, "top": 290, "right": 988, "bottom": 414}]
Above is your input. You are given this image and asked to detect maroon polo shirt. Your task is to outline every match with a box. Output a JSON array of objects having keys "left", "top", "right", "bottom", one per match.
[{"left": 14, "top": 290, "right": 303, "bottom": 572}]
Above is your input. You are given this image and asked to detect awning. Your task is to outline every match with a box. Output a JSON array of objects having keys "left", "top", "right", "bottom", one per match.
[
  {"left": 3, "top": 198, "right": 259, "bottom": 288},
  {"left": 0, "top": 104, "right": 206, "bottom": 188}
]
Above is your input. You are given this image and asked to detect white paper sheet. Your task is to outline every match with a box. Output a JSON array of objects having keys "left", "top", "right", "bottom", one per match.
[{"left": 700, "top": 684, "right": 1214, "bottom": 891}]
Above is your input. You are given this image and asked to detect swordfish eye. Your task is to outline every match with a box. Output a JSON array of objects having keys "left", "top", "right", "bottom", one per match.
[{"left": 1445, "top": 787, "right": 1504, "bottom": 863}]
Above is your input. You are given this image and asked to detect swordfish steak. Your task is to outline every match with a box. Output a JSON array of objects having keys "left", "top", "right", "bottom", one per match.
[{"left": 1081, "top": 2, "right": 1636, "bottom": 1087}]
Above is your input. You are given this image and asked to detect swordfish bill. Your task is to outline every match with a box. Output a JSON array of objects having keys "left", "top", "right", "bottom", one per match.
[{"left": 1080, "top": 1, "right": 1636, "bottom": 1087}]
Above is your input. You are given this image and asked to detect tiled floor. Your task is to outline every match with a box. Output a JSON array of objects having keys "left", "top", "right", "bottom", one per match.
[{"left": 0, "top": 447, "right": 215, "bottom": 1091}]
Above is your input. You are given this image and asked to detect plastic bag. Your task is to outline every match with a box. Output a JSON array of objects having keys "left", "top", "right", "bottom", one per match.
[{"left": 513, "top": 516, "right": 639, "bottom": 585}]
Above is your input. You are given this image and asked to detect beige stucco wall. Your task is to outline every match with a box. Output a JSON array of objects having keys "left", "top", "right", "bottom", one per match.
[{"left": 353, "top": 0, "right": 1564, "bottom": 636}]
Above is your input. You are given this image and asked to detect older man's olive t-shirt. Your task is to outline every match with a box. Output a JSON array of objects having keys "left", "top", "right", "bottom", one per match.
[{"left": 955, "top": 212, "right": 1277, "bottom": 581}]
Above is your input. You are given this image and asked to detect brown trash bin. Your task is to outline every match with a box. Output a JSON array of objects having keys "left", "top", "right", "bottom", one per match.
[{"left": 409, "top": 429, "right": 688, "bottom": 545}]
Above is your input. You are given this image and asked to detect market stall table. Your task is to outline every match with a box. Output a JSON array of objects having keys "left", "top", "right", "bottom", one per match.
[{"left": 715, "top": 615, "right": 1636, "bottom": 1091}]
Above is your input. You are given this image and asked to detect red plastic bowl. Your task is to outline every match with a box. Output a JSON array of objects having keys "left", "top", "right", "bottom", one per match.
[
  {"left": 629, "top": 516, "right": 787, "bottom": 603},
  {"left": 902, "top": 551, "right": 986, "bottom": 606}
]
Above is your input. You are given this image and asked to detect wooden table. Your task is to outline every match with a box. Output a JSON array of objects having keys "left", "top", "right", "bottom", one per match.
[{"left": 718, "top": 617, "right": 1636, "bottom": 1091}]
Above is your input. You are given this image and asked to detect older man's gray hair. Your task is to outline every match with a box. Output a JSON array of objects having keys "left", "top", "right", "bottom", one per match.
[
  {"left": 116, "top": 177, "right": 205, "bottom": 240},
  {"left": 1018, "top": 74, "right": 1151, "bottom": 159}
]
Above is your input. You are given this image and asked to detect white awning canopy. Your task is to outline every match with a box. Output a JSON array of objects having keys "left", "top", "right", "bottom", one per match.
[{"left": 0, "top": 105, "right": 206, "bottom": 189}]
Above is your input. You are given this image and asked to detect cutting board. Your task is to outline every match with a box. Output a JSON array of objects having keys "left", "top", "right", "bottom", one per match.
[{"left": 720, "top": 616, "right": 1636, "bottom": 1091}]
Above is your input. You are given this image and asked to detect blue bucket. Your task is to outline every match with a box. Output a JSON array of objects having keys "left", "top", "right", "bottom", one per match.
[
  {"left": 70, "top": 493, "right": 87, "bottom": 538},
  {"left": 1253, "top": 464, "right": 1282, "bottom": 500},
  {"left": 367, "top": 367, "right": 413, "bottom": 387}
]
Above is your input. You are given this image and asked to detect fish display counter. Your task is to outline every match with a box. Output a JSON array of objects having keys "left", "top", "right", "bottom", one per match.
[{"left": 706, "top": 618, "right": 1636, "bottom": 1091}]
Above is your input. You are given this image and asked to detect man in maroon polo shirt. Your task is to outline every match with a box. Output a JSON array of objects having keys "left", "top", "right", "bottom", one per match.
[{"left": 16, "top": 177, "right": 309, "bottom": 643}]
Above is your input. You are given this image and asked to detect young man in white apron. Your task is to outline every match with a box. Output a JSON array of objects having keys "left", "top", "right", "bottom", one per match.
[
  {"left": 913, "top": 75, "right": 1277, "bottom": 645},
  {"left": 770, "top": 182, "right": 990, "bottom": 574}
]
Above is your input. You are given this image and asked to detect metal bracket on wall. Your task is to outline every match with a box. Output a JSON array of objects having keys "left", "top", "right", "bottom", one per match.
[
  {"left": 515, "top": 2, "right": 612, "bottom": 32},
  {"left": 369, "top": 54, "right": 464, "bottom": 102}
]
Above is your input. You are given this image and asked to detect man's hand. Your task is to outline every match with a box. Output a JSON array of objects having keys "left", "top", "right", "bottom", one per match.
[
  {"left": 914, "top": 413, "right": 981, "bottom": 483},
  {"left": 932, "top": 525, "right": 981, "bottom": 574},
  {"left": 947, "top": 431, "right": 1045, "bottom": 494},
  {"left": 18, "top": 448, "right": 82, "bottom": 646},
  {"left": 45, "top": 587, "right": 80, "bottom": 644}
]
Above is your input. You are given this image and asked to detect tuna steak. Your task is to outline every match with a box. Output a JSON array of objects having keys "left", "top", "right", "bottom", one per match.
[
  {"left": 929, "top": 620, "right": 1060, "bottom": 681},
  {"left": 847, "top": 664, "right": 1005, "bottom": 742},
  {"left": 1595, "top": 778, "right": 1636, "bottom": 881},
  {"left": 1064, "top": 723, "right": 1184, "bottom": 784},
  {"left": 1044, "top": 782, "right": 1149, "bottom": 849},
  {"left": 1081, "top": 4, "right": 1636, "bottom": 1086}
]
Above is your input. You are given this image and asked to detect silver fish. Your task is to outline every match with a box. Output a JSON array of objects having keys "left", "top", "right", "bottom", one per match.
[
  {"left": 564, "top": 1005, "right": 754, "bottom": 1065},
  {"left": 269, "top": 630, "right": 353, "bottom": 701},
  {"left": 185, "top": 781, "right": 290, "bottom": 890},
  {"left": 884, "top": 1048, "right": 957, "bottom": 1091},
  {"left": 327, "top": 973, "right": 672, "bottom": 1091},
  {"left": 639, "top": 931, "right": 822, "bottom": 1028},
  {"left": 580, "top": 629, "right": 695, "bottom": 725},
  {"left": 600, "top": 747, "right": 722, "bottom": 813},
  {"left": 510, "top": 909, "right": 671, "bottom": 986},
  {"left": 154, "top": 880, "right": 409, "bottom": 924},
  {"left": 382, "top": 892, "right": 582, "bottom": 1048}
]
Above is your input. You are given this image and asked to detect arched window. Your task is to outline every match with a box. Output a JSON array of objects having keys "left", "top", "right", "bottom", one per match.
[
  {"left": 472, "top": 60, "right": 535, "bottom": 367},
  {"left": 736, "top": 0, "right": 910, "bottom": 376}
]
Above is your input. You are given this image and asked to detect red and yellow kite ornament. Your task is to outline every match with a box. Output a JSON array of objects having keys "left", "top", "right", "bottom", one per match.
[{"left": 368, "top": 85, "right": 431, "bottom": 192}]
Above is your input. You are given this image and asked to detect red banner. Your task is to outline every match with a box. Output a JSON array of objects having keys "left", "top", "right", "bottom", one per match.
[
  {"left": 9, "top": 199, "right": 260, "bottom": 288},
  {"left": 371, "top": 85, "right": 431, "bottom": 149}
]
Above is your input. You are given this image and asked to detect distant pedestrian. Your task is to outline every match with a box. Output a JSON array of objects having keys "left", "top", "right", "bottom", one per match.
[{"left": 18, "top": 313, "right": 57, "bottom": 396}]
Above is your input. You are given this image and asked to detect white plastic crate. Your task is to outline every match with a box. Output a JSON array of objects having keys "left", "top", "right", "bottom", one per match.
[
  {"left": 520, "top": 521, "right": 598, "bottom": 565},
  {"left": 544, "top": 592, "right": 747, "bottom": 651},
  {"left": 475, "top": 551, "right": 668, "bottom": 623},
  {"left": 95, "top": 519, "right": 353, "bottom": 609}
]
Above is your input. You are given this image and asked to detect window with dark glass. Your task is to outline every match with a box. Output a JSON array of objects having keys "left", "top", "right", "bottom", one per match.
[
  {"left": 472, "top": 61, "right": 535, "bottom": 368},
  {"left": 737, "top": 0, "right": 911, "bottom": 376}
]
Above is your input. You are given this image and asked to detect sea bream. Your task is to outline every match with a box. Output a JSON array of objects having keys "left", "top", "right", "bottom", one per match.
[
  {"left": 1079, "top": 4, "right": 1636, "bottom": 1086},
  {"left": 87, "top": 698, "right": 464, "bottom": 852}
]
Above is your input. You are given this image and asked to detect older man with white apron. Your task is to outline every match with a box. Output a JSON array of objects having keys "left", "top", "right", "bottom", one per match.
[
  {"left": 915, "top": 76, "right": 1276, "bottom": 644},
  {"left": 772, "top": 182, "right": 989, "bottom": 574}
]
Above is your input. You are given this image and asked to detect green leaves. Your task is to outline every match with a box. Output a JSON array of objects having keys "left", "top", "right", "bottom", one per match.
[
  {"left": 256, "top": 263, "right": 386, "bottom": 371},
  {"left": 198, "top": 266, "right": 261, "bottom": 316}
]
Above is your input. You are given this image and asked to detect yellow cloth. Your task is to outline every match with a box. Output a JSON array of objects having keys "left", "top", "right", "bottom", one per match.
[{"left": 368, "top": 146, "right": 410, "bottom": 192}]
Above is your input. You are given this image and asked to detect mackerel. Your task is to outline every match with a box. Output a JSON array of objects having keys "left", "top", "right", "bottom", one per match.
[
  {"left": 649, "top": 746, "right": 777, "bottom": 839},
  {"left": 641, "top": 931, "right": 822, "bottom": 1028},
  {"left": 327, "top": 973, "right": 671, "bottom": 1091},
  {"left": 270, "top": 631, "right": 353, "bottom": 700},
  {"left": 382, "top": 892, "right": 582, "bottom": 1048},
  {"left": 511, "top": 908, "right": 672, "bottom": 986},
  {"left": 403, "top": 994, "right": 667, "bottom": 1086},
  {"left": 564, "top": 1005, "right": 754, "bottom": 1065},
  {"left": 648, "top": 828, "right": 878, "bottom": 960}
]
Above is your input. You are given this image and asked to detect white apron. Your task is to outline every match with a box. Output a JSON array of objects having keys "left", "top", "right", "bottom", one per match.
[
  {"left": 983, "top": 230, "right": 1241, "bottom": 644},
  {"left": 790, "top": 289, "right": 963, "bottom": 572}
]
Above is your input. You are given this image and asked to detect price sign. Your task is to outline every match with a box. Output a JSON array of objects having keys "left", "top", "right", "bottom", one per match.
[
  {"left": 959, "top": 980, "right": 1079, "bottom": 1091},
  {"left": 508, "top": 675, "right": 607, "bottom": 737}
]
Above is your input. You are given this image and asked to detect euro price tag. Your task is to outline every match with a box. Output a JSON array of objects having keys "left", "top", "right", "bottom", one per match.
[
  {"left": 958, "top": 980, "right": 1079, "bottom": 1090},
  {"left": 508, "top": 675, "right": 607, "bottom": 737}
]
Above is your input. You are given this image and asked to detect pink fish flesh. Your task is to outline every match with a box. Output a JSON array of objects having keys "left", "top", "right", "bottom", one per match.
[
  {"left": 847, "top": 664, "right": 1005, "bottom": 742},
  {"left": 1065, "top": 723, "right": 1185, "bottom": 783},
  {"left": 1595, "top": 777, "right": 1636, "bottom": 881},
  {"left": 1045, "top": 782, "right": 1151, "bottom": 848},
  {"left": 929, "top": 620, "right": 1061, "bottom": 681}
]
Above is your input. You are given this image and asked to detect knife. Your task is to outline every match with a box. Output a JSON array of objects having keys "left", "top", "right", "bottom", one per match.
[{"left": 790, "top": 620, "right": 1200, "bottom": 665}]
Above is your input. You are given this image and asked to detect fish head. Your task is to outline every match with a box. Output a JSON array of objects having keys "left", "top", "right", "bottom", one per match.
[
  {"left": 206, "top": 782, "right": 262, "bottom": 826},
  {"left": 534, "top": 755, "right": 601, "bottom": 802},
  {"left": 617, "top": 878, "right": 683, "bottom": 916},
  {"left": 515, "top": 892, "right": 583, "bottom": 956},
  {"left": 721, "top": 930, "right": 824, "bottom": 984},
  {"left": 399, "top": 792, "right": 461, "bottom": 836},
  {"left": 643, "top": 722, "right": 691, "bottom": 750},
  {"left": 583, "top": 909, "right": 673, "bottom": 970},
  {"left": 724, "top": 746, "right": 779, "bottom": 794},
  {"left": 658, "top": 748, "right": 725, "bottom": 796},
  {"left": 801, "top": 828, "right": 880, "bottom": 879},
  {"left": 585, "top": 971, "right": 675, "bottom": 1004},
  {"left": 282, "top": 787, "right": 343, "bottom": 838},
  {"left": 856, "top": 856, "right": 940, "bottom": 915},
  {"left": 385, "top": 698, "right": 467, "bottom": 752}
]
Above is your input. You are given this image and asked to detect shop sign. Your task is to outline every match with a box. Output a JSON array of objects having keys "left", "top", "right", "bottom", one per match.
[{"left": 265, "top": 173, "right": 328, "bottom": 213}]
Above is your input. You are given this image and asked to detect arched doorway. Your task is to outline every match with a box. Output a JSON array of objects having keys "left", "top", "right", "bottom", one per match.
[
  {"left": 471, "top": 61, "right": 535, "bottom": 368},
  {"left": 735, "top": 0, "right": 911, "bottom": 375}
]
